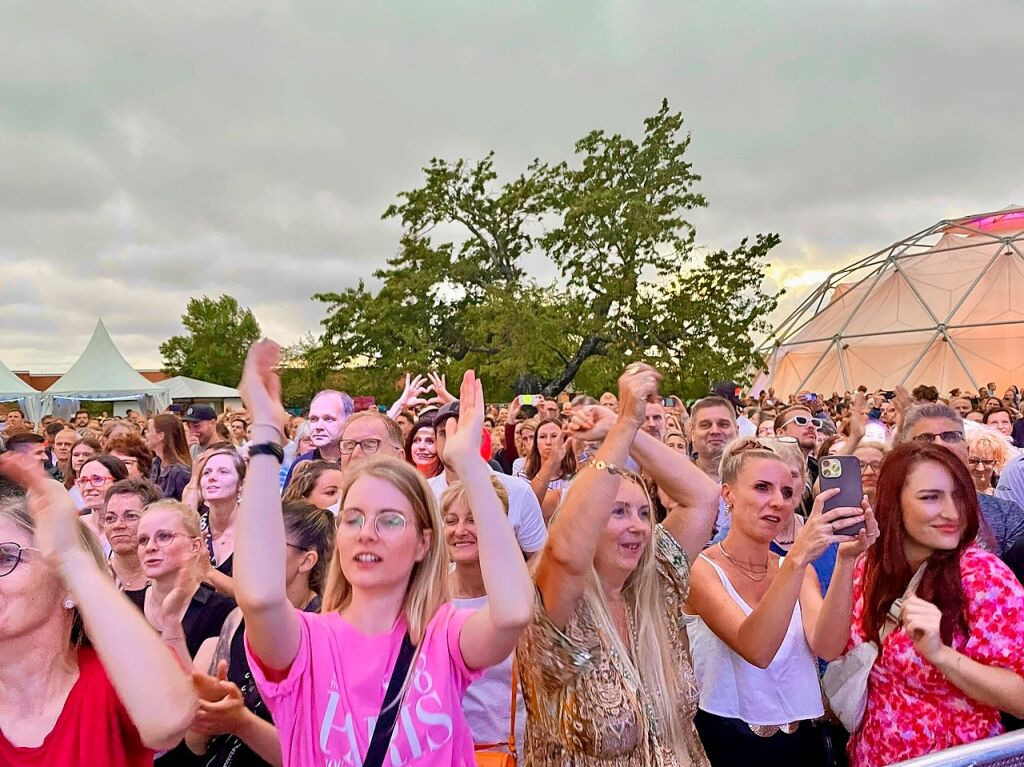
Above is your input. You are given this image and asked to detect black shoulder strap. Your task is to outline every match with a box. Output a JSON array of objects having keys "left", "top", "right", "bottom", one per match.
[{"left": 363, "top": 632, "right": 416, "bottom": 767}]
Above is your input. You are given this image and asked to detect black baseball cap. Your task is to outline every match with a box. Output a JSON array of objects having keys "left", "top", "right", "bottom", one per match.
[
  {"left": 433, "top": 401, "right": 460, "bottom": 429},
  {"left": 182, "top": 404, "right": 217, "bottom": 422},
  {"left": 710, "top": 381, "right": 743, "bottom": 409}
]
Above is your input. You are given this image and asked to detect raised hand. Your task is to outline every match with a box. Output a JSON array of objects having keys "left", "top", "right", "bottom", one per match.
[
  {"left": 146, "top": 563, "right": 199, "bottom": 634},
  {"left": 238, "top": 339, "right": 289, "bottom": 434},
  {"left": 617, "top": 362, "right": 662, "bottom": 427},
  {"left": 568, "top": 405, "right": 617, "bottom": 442},
  {"left": 848, "top": 392, "right": 867, "bottom": 442},
  {"left": 400, "top": 373, "right": 430, "bottom": 408},
  {"left": 442, "top": 370, "right": 484, "bottom": 472},
  {"left": 427, "top": 371, "right": 456, "bottom": 405},
  {"left": 0, "top": 452, "right": 84, "bottom": 561},
  {"left": 788, "top": 487, "right": 864, "bottom": 568},
  {"left": 836, "top": 496, "right": 879, "bottom": 560}
]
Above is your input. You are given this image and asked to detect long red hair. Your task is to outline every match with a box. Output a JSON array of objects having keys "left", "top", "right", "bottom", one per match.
[{"left": 861, "top": 442, "right": 978, "bottom": 645}]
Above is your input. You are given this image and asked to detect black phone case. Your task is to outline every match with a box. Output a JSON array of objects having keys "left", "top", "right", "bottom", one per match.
[{"left": 819, "top": 455, "right": 865, "bottom": 537}]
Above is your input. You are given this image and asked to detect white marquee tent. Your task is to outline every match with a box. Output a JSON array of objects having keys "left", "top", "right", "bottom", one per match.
[
  {"left": 160, "top": 375, "right": 243, "bottom": 412},
  {"left": 758, "top": 206, "right": 1024, "bottom": 395},
  {"left": 0, "top": 357, "right": 43, "bottom": 424},
  {"left": 44, "top": 319, "right": 171, "bottom": 416}
]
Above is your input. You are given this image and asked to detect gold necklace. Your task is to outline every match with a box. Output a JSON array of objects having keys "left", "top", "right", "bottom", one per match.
[{"left": 718, "top": 541, "right": 770, "bottom": 583}]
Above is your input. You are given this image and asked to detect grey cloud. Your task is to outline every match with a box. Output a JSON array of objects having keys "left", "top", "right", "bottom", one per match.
[{"left": 1, "top": 0, "right": 1021, "bottom": 371}]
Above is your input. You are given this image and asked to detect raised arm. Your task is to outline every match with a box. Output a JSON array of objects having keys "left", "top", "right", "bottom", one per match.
[
  {"left": 688, "top": 490, "right": 863, "bottom": 668},
  {"left": 0, "top": 454, "right": 197, "bottom": 752},
  {"left": 387, "top": 373, "right": 428, "bottom": 420},
  {"left": 449, "top": 372, "right": 534, "bottom": 669},
  {"left": 232, "top": 340, "right": 302, "bottom": 672},
  {"left": 535, "top": 365, "right": 655, "bottom": 628}
]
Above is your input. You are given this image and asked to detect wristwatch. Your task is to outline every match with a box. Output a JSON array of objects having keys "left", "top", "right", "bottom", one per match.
[{"left": 249, "top": 442, "right": 285, "bottom": 463}]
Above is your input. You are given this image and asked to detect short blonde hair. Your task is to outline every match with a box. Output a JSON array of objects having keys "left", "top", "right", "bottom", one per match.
[
  {"left": 440, "top": 476, "right": 510, "bottom": 517},
  {"left": 139, "top": 499, "right": 202, "bottom": 538}
]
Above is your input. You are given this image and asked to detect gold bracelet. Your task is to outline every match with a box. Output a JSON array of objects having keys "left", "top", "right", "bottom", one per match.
[{"left": 590, "top": 459, "right": 623, "bottom": 476}]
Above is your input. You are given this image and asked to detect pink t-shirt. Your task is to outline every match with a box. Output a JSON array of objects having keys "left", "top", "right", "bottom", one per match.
[{"left": 246, "top": 603, "right": 481, "bottom": 767}]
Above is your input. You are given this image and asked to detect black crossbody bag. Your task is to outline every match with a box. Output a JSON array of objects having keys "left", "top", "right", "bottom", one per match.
[{"left": 363, "top": 632, "right": 416, "bottom": 767}]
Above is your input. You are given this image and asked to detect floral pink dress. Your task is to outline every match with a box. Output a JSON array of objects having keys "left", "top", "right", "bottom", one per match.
[{"left": 847, "top": 547, "right": 1024, "bottom": 767}]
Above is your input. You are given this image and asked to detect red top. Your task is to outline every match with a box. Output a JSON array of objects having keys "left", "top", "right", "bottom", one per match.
[{"left": 0, "top": 646, "right": 153, "bottom": 767}]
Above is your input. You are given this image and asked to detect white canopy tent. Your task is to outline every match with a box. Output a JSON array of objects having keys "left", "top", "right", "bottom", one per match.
[
  {"left": 757, "top": 207, "right": 1024, "bottom": 395},
  {"left": 160, "top": 376, "right": 243, "bottom": 412},
  {"left": 43, "top": 319, "right": 171, "bottom": 417},
  {"left": 0, "top": 357, "right": 44, "bottom": 424}
]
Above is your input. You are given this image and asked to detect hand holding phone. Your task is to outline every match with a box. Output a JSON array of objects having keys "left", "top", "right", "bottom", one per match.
[{"left": 819, "top": 455, "right": 865, "bottom": 537}]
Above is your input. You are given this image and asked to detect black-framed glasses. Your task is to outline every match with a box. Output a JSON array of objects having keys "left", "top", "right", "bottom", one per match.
[
  {"left": 337, "top": 510, "right": 408, "bottom": 539},
  {"left": 339, "top": 438, "right": 382, "bottom": 456},
  {"left": 780, "top": 415, "right": 823, "bottom": 429},
  {"left": 0, "top": 542, "right": 42, "bottom": 577},
  {"left": 912, "top": 431, "right": 965, "bottom": 445}
]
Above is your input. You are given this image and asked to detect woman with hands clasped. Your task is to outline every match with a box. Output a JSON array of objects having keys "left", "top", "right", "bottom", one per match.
[
  {"left": 233, "top": 340, "right": 533, "bottom": 767},
  {"left": 0, "top": 454, "right": 196, "bottom": 766},
  {"left": 847, "top": 442, "right": 1024, "bottom": 767},
  {"left": 521, "top": 418, "right": 577, "bottom": 521},
  {"left": 518, "top": 363, "right": 721, "bottom": 767},
  {"left": 683, "top": 437, "right": 878, "bottom": 766}
]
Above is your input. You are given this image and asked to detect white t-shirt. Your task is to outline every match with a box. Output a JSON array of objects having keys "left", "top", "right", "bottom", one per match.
[
  {"left": 452, "top": 594, "right": 525, "bottom": 754},
  {"left": 428, "top": 469, "right": 548, "bottom": 554}
]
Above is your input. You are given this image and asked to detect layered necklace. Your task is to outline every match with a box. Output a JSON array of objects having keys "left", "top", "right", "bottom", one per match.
[{"left": 718, "top": 540, "right": 770, "bottom": 583}]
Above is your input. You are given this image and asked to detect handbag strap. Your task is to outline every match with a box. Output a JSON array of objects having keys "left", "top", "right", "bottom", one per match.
[
  {"left": 507, "top": 657, "right": 518, "bottom": 756},
  {"left": 364, "top": 632, "right": 416, "bottom": 767},
  {"left": 880, "top": 563, "right": 928, "bottom": 643},
  {"left": 474, "top": 655, "right": 519, "bottom": 755}
]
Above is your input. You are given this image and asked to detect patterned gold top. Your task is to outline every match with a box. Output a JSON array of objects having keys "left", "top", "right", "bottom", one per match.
[{"left": 516, "top": 526, "right": 709, "bottom": 767}]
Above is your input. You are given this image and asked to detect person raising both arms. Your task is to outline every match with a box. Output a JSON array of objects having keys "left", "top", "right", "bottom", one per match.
[
  {"left": 517, "top": 363, "right": 722, "bottom": 766},
  {"left": 0, "top": 454, "right": 196, "bottom": 766},
  {"left": 232, "top": 340, "right": 534, "bottom": 766}
]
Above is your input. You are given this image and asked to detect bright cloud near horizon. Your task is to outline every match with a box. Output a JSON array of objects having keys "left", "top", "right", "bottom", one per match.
[{"left": 1, "top": 1, "right": 1020, "bottom": 373}]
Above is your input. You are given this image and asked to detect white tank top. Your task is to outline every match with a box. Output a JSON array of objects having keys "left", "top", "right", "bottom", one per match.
[{"left": 683, "top": 554, "right": 824, "bottom": 726}]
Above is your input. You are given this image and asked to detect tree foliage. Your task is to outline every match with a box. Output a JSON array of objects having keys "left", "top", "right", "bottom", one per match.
[
  {"left": 160, "top": 295, "right": 261, "bottom": 387},
  {"left": 309, "top": 100, "right": 782, "bottom": 401}
]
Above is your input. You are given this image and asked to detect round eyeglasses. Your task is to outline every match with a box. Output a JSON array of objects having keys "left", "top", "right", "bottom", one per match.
[
  {"left": 0, "top": 542, "right": 42, "bottom": 577},
  {"left": 137, "top": 530, "right": 197, "bottom": 549},
  {"left": 337, "top": 510, "right": 408, "bottom": 539}
]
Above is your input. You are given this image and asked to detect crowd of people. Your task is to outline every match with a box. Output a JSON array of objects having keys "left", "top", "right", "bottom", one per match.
[{"left": 1, "top": 347, "right": 1023, "bottom": 767}]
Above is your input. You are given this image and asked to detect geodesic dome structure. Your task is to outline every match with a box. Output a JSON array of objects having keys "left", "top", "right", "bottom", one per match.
[{"left": 759, "top": 206, "right": 1024, "bottom": 395}]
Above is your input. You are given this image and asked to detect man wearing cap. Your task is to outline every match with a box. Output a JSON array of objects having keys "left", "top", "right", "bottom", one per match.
[
  {"left": 182, "top": 404, "right": 219, "bottom": 459},
  {"left": 430, "top": 400, "right": 547, "bottom": 557}
]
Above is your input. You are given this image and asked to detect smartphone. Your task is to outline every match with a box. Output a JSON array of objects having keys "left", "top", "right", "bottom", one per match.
[
  {"left": 519, "top": 394, "right": 538, "bottom": 405},
  {"left": 662, "top": 396, "right": 675, "bottom": 407},
  {"left": 818, "top": 455, "right": 865, "bottom": 537}
]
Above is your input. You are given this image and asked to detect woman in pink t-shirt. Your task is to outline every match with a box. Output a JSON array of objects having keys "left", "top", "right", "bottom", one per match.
[{"left": 233, "top": 341, "right": 534, "bottom": 767}]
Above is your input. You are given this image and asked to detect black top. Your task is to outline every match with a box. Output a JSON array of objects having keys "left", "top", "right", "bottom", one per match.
[
  {"left": 124, "top": 587, "right": 147, "bottom": 612},
  {"left": 154, "top": 583, "right": 237, "bottom": 766},
  {"left": 203, "top": 596, "right": 322, "bottom": 767},
  {"left": 151, "top": 458, "right": 192, "bottom": 502}
]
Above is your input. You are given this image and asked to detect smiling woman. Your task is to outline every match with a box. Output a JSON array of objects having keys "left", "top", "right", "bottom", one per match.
[
  {"left": 848, "top": 442, "right": 1024, "bottom": 767},
  {"left": 232, "top": 340, "right": 533, "bottom": 767}
]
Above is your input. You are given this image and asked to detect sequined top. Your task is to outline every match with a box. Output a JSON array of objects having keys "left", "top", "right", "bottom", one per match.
[{"left": 517, "top": 525, "right": 709, "bottom": 767}]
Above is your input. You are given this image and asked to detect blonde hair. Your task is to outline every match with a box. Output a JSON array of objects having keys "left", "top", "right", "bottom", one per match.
[
  {"left": 139, "top": 499, "right": 203, "bottom": 538},
  {"left": 966, "top": 428, "right": 1014, "bottom": 471},
  {"left": 719, "top": 436, "right": 791, "bottom": 485},
  {"left": 321, "top": 457, "right": 449, "bottom": 645},
  {"left": 0, "top": 496, "right": 107, "bottom": 647},
  {"left": 579, "top": 470, "right": 692, "bottom": 762},
  {"left": 440, "top": 476, "right": 510, "bottom": 517}
]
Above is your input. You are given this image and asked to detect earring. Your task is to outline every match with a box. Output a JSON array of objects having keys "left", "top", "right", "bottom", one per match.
[{"left": 64, "top": 599, "right": 75, "bottom": 610}]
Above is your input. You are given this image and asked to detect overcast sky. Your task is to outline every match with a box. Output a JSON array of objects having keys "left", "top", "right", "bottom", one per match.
[{"left": 2, "top": 1, "right": 1020, "bottom": 372}]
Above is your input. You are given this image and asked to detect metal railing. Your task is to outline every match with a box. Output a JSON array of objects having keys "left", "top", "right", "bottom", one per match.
[{"left": 894, "top": 730, "right": 1024, "bottom": 766}]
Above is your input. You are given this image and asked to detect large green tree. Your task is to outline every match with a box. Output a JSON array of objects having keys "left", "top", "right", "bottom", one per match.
[
  {"left": 160, "top": 295, "right": 261, "bottom": 387},
  {"left": 310, "top": 101, "right": 781, "bottom": 400}
]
